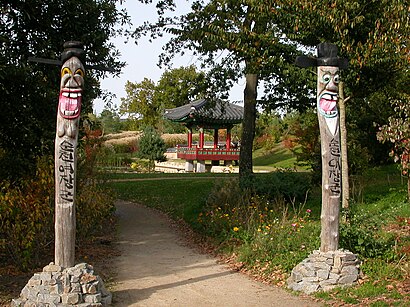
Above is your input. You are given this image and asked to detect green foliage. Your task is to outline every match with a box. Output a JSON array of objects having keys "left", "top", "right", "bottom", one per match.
[
  {"left": 0, "top": 157, "right": 54, "bottom": 270},
  {"left": 98, "top": 109, "right": 126, "bottom": 134},
  {"left": 136, "top": 127, "right": 167, "bottom": 171},
  {"left": 198, "top": 177, "right": 319, "bottom": 272},
  {"left": 252, "top": 171, "right": 311, "bottom": 203},
  {"left": 0, "top": 154, "right": 116, "bottom": 271},
  {"left": 377, "top": 92, "right": 410, "bottom": 197},
  {"left": 76, "top": 180, "right": 115, "bottom": 241},
  {"left": 0, "top": 0, "right": 127, "bottom": 180},
  {"left": 120, "top": 66, "right": 208, "bottom": 131}
]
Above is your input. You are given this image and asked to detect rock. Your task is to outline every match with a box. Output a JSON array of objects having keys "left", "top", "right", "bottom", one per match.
[
  {"left": 288, "top": 249, "right": 360, "bottom": 294},
  {"left": 12, "top": 262, "right": 111, "bottom": 306}
]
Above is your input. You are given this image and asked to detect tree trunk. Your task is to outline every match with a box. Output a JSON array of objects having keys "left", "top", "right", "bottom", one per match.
[
  {"left": 239, "top": 72, "right": 258, "bottom": 183},
  {"left": 339, "top": 81, "right": 349, "bottom": 210}
]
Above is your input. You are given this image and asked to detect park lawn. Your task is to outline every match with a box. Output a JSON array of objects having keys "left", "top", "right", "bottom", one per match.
[
  {"left": 252, "top": 143, "right": 307, "bottom": 172},
  {"left": 106, "top": 176, "right": 216, "bottom": 223}
]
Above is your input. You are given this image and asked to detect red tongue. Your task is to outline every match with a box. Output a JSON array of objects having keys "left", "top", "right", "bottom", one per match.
[
  {"left": 60, "top": 95, "right": 78, "bottom": 111},
  {"left": 320, "top": 98, "right": 336, "bottom": 112}
]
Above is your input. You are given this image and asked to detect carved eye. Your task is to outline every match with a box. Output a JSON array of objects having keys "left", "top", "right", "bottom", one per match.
[
  {"left": 61, "top": 67, "right": 71, "bottom": 77},
  {"left": 75, "top": 68, "right": 84, "bottom": 77},
  {"left": 322, "top": 74, "right": 331, "bottom": 83},
  {"left": 333, "top": 74, "right": 340, "bottom": 84}
]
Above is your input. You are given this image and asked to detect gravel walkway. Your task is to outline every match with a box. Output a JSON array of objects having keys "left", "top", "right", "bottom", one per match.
[{"left": 111, "top": 200, "right": 322, "bottom": 307}]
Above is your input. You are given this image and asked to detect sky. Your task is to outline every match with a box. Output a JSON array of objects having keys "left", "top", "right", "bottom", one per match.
[{"left": 93, "top": 1, "right": 245, "bottom": 115}]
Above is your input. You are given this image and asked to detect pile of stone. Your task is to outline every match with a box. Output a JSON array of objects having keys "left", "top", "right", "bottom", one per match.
[
  {"left": 287, "top": 249, "right": 361, "bottom": 294},
  {"left": 12, "top": 262, "right": 112, "bottom": 306}
]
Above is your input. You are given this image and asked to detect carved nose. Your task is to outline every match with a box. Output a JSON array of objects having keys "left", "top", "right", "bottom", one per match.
[
  {"left": 327, "top": 80, "right": 338, "bottom": 92},
  {"left": 66, "top": 76, "right": 82, "bottom": 88}
]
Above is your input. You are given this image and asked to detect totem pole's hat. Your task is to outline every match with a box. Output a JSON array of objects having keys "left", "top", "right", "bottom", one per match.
[
  {"left": 61, "top": 41, "right": 85, "bottom": 63},
  {"left": 296, "top": 43, "right": 348, "bottom": 69}
]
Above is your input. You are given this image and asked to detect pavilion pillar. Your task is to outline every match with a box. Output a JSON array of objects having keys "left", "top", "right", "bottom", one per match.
[
  {"left": 226, "top": 128, "right": 232, "bottom": 149},
  {"left": 187, "top": 127, "right": 193, "bottom": 148},
  {"left": 185, "top": 126, "right": 194, "bottom": 172},
  {"left": 199, "top": 127, "right": 204, "bottom": 148},
  {"left": 213, "top": 129, "right": 218, "bottom": 148},
  {"left": 197, "top": 127, "right": 206, "bottom": 172},
  {"left": 225, "top": 127, "right": 233, "bottom": 167}
]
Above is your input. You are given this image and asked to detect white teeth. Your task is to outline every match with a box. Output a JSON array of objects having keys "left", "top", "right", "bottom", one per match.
[
  {"left": 322, "top": 94, "right": 336, "bottom": 101},
  {"left": 62, "top": 92, "right": 81, "bottom": 98},
  {"left": 63, "top": 109, "right": 78, "bottom": 116}
]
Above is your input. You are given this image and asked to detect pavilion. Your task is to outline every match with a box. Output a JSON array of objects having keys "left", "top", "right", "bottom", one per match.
[{"left": 164, "top": 98, "right": 244, "bottom": 172}]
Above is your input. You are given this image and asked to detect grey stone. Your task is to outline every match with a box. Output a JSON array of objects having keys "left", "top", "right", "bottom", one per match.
[
  {"left": 291, "top": 270, "right": 303, "bottom": 282},
  {"left": 40, "top": 272, "right": 52, "bottom": 282},
  {"left": 339, "top": 274, "right": 358, "bottom": 284},
  {"left": 341, "top": 266, "right": 358, "bottom": 276},
  {"left": 317, "top": 269, "right": 330, "bottom": 280},
  {"left": 43, "top": 263, "right": 62, "bottom": 273},
  {"left": 101, "top": 294, "right": 112, "bottom": 306},
  {"left": 84, "top": 293, "right": 102, "bottom": 303},
  {"left": 27, "top": 277, "right": 42, "bottom": 287},
  {"left": 70, "top": 282, "right": 82, "bottom": 293},
  {"left": 288, "top": 281, "right": 305, "bottom": 292},
  {"left": 303, "top": 283, "right": 320, "bottom": 294},
  {"left": 319, "top": 279, "right": 338, "bottom": 287},
  {"left": 50, "top": 283, "right": 62, "bottom": 295},
  {"left": 62, "top": 293, "right": 80, "bottom": 304}
]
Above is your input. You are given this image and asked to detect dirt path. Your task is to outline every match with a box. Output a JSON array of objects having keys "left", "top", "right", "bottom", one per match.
[{"left": 111, "top": 200, "right": 322, "bottom": 307}]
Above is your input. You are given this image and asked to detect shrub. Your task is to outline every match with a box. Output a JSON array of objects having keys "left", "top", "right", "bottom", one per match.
[
  {"left": 252, "top": 170, "right": 311, "bottom": 204},
  {"left": 0, "top": 156, "right": 54, "bottom": 270},
  {"left": 0, "top": 153, "right": 116, "bottom": 271},
  {"left": 198, "top": 177, "right": 319, "bottom": 274}
]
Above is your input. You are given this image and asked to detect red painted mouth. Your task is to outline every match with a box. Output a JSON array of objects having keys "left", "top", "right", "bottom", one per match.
[
  {"left": 318, "top": 91, "right": 337, "bottom": 117},
  {"left": 59, "top": 88, "right": 82, "bottom": 119}
]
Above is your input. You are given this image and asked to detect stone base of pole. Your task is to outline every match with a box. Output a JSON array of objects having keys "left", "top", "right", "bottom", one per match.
[
  {"left": 287, "top": 249, "right": 361, "bottom": 294},
  {"left": 12, "top": 262, "right": 111, "bottom": 306}
]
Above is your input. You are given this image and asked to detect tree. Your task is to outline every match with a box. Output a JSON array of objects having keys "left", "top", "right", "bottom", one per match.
[
  {"left": 0, "top": 0, "right": 127, "bottom": 180},
  {"left": 137, "top": 127, "right": 167, "bottom": 172},
  {"left": 377, "top": 90, "right": 410, "bottom": 200},
  {"left": 120, "top": 66, "right": 208, "bottom": 130},
  {"left": 121, "top": 78, "right": 158, "bottom": 128},
  {"left": 278, "top": 0, "right": 408, "bottom": 207},
  {"left": 134, "top": 0, "right": 314, "bottom": 182},
  {"left": 98, "top": 109, "right": 125, "bottom": 134}
]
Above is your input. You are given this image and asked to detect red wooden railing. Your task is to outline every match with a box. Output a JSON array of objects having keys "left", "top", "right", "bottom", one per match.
[{"left": 176, "top": 146, "right": 240, "bottom": 161}]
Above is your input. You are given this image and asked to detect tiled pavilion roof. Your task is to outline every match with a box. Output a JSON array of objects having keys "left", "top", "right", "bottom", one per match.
[{"left": 164, "top": 98, "right": 243, "bottom": 128}]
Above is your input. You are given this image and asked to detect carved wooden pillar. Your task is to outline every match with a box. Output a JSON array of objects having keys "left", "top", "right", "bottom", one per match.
[
  {"left": 55, "top": 41, "right": 85, "bottom": 268},
  {"left": 296, "top": 43, "right": 348, "bottom": 252}
]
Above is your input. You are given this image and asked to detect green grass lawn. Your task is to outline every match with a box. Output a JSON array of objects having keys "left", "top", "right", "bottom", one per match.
[
  {"left": 252, "top": 143, "right": 307, "bottom": 172},
  {"left": 106, "top": 176, "right": 218, "bottom": 223}
]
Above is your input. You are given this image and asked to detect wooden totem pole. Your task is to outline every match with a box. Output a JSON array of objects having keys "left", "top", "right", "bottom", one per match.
[
  {"left": 296, "top": 43, "right": 348, "bottom": 252},
  {"left": 55, "top": 41, "right": 85, "bottom": 268}
]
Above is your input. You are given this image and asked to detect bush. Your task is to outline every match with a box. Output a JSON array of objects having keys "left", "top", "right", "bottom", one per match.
[
  {"left": 0, "top": 154, "right": 116, "bottom": 271},
  {"left": 252, "top": 170, "right": 312, "bottom": 203},
  {"left": 198, "top": 177, "right": 319, "bottom": 274},
  {"left": 0, "top": 156, "right": 54, "bottom": 270}
]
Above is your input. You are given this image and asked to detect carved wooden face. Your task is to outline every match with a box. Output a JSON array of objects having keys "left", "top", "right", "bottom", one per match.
[
  {"left": 317, "top": 66, "right": 339, "bottom": 118},
  {"left": 59, "top": 56, "right": 84, "bottom": 119}
]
